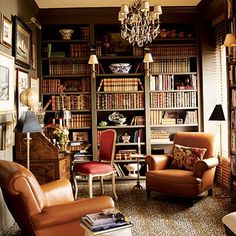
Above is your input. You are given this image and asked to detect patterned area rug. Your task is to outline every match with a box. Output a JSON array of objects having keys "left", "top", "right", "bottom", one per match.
[{"left": 6, "top": 183, "right": 232, "bottom": 236}]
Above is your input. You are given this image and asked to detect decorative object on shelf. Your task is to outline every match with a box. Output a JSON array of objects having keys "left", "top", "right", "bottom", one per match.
[
  {"left": 224, "top": 33, "right": 236, "bottom": 62},
  {"left": 59, "top": 29, "right": 74, "bottom": 40},
  {"left": 108, "top": 112, "right": 126, "bottom": 125},
  {"left": 55, "top": 109, "right": 71, "bottom": 128},
  {"left": 88, "top": 49, "right": 99, "bottom": 78},
  {"left": 99, "top": 121, "right": 108, "bottom": 127},
  {"left": 109, "top": 63, "right": 132, "bottom": 74},
  {"left": 53, "top": 126, "right": 69, "bottom": 151},
  {"left": 209, "top": 104, "right": 227, "bottom": 198},
  {"left": 14, "top": 110, "right": 42, "bottom": 169},
  {"left": 125, "top": 163, "right": 141, "bottom": 177},
  {"left": 122, "top": 133, "right": 131, "bottom": 143},
  {"left": 143, "top": 48, "right": 153, "bottom": 76},
  {"left": 118, "top": 0, "right": 162, "bottom": 47}
]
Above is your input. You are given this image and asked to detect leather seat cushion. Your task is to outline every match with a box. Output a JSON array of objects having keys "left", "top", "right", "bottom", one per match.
[
  {"left": 146, "top": 169, "right": 201, "bottom": 184},
  {"left": 74, "top": 162, "right": 114, "bottom": 174}
]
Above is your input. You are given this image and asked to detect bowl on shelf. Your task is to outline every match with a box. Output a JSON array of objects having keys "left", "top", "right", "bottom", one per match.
[
  {"left": 59, "top": 29, "right": 74, "bottom": 40},
  {"left": 109, "top": 63, "right": 132, "bottom": 74},
  {"left": 108, "top": 112, "right": 126, "bottom": 125}
]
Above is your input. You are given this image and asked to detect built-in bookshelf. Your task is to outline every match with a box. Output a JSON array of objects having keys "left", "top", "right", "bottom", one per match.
[
  {"left": 41, "top": 24, "right": 92, "bottom": 157},
  {"left": 40, "top": 22, "right": 200, "bottom": 180},
  {"left": 147, "top": 27, "right": 200, "bottom": 153}
]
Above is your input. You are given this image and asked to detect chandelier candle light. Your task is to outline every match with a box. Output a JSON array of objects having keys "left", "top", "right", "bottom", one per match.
[{"left": 118, "top": 0, "right": 162, "bottom": 47}]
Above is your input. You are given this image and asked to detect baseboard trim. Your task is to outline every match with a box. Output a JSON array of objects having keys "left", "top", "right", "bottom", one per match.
[{"left": 0, "top": 218, "right": 15, "bottom": 236}]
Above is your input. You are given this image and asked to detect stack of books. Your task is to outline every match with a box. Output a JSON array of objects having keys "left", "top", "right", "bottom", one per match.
[{"left": 81, "top": 210, "right": 131, "bottom": 232}]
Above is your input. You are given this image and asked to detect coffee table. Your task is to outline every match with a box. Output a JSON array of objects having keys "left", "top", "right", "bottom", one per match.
[{"left": 81, "top": 222, "right": 132, "bottom": 236}]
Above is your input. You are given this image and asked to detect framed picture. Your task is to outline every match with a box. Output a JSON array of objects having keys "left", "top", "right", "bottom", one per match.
[
  {"left": 16, "top": 68, "right": 30, "bottom": 118},
  {"left": 12, "top": 15, "right": 32, "bottom": 69},
  {"left": 0, "top": 14, "right": 12, "bottom": 48},
  {"left": 0, "top": 51, "right": 15, "bottom": 112}
]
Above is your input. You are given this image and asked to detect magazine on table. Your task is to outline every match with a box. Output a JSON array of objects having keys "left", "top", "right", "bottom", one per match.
[
  {"left": 81, "top": 217, "right": 131, "bottom": 232},
  {"left": 84, "top": 211, "right": 125, "bottom": 226}
]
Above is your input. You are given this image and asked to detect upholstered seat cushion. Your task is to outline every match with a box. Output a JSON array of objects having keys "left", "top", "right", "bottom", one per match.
[
  {"left": 146, "top": 169, "right": 202, "bottom": 184},
  {"left": 74, "top": 162, "right": 114, "bottom": 175}
]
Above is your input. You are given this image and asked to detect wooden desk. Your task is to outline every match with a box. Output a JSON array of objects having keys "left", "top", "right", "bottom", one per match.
[{"left": 15, "top": 132, "right": 71, "bottom": 184}]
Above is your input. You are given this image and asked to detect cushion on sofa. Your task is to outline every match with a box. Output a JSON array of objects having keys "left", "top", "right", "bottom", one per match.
[{"left": 171, "top": 144, "right": 207, "bottom": 170}]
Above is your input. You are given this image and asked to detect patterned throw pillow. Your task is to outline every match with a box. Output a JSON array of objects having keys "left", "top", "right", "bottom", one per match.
[{"left": 171, "top": 144, "right": 207, "bottom": 170}]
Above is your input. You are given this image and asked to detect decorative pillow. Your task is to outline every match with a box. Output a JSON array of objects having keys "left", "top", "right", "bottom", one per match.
[{"left": 171, "top": 144, "right": 207, "bottom": 170}]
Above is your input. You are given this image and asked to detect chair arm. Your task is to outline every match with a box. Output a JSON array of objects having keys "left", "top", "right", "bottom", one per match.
[
  {"left": 193, "top": 157, "right": 219, "bottom": 178},
  {"left": 145, "top": 154, "right": 172, "bottom": 170},
  {"left": 41, "top": 178, "right": 74, "bottom": 206},
  {"left": 31, "top": 196, "right": 114, "bottom": 230}
]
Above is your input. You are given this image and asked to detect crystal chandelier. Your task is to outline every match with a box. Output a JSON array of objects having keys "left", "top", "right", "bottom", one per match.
[{"left": 118, "top": 0, "right": 162, "bottom": 47}]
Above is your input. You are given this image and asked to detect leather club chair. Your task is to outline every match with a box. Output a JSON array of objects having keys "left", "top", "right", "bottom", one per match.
[
  {"left": 145, "top": 132, "right": 218, "bottom": 198},
  {"left": 0, "top": 160, "right": 114, "bottom": 236}
]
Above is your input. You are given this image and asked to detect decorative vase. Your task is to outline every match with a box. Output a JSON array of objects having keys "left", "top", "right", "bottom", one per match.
[{"left": 59, "top": 139, "right": 67, "bottom": 151}]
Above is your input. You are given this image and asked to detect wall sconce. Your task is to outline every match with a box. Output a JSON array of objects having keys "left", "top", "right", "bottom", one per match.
[
  {"left": 224, "top": 33, "right": 236, "bottom": 62},
  {"left": 88, "top": 49, "right": 99, "bottom": 78},
  {"left": 143, "top": 49, "right": 153, "bottom": 76}
]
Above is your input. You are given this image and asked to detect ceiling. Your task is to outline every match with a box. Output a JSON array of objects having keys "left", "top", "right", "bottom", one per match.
[{"left": 34, "top": 0, "right": 202, "bottom": 9}]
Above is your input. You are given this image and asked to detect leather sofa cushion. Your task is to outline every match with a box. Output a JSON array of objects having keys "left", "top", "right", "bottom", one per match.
[{"left": 146, "top": 169, "right": 201, "bottom": 184}]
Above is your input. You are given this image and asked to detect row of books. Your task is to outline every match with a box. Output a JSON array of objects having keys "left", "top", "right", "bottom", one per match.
[
  {"left": 184, "top": 110, "right": 198, "bottom": 124},
  {"left": 51, "top": 95, "right": 91, "bottom": 110},
  {"left": 231, "top": 132, "right": 236, "bottom": 153},
  {"left": 69, "top": 114, "right": 91, "bottom": 128},
  {"left": 48, "top": 59, "right": 90, "bottom": 75},
  {"left": 151, "top": 130, "right": 170, "bottom": 140},
  {"left": 150, "top": 74, "right": 197, "bottom": 91},
  {"left": 130, "top": 116, "right": 145, "bottom": 125},
  {"left": 229, "top": 64, "right": 236, "bottom": 85},
  {"left": 42, "top": 78, "right": 90, "bottom": 93},
  {"left": 150, "top": 91, "right": 197, "bottom": 108},
  {"left": 96, "top": 93, "right": 144, "bottom": 109},
  {"left": 81, "top": 210, "right": 131, "bottom": 232},
  {"left": 150, "top": 57, "right": 191, "bottom": 73},
  {"left": 97, "top": 78, "right": 144, "bottom": 92},
  {"left": 150, "top": 110, "right": 198, "bottom": 125},
  {"left": 149, "top": 44, "right": 197, "bottom": 56},
  {"left": 70, "top": 43, "right": 90, "bottom": 57}
]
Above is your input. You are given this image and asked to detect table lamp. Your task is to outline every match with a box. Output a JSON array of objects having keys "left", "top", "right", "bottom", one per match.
[{"left": 14, "top": 110, "right": 42, "bottom": 169}]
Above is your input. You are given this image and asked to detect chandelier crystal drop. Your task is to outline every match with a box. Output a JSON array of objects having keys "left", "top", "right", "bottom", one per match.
[{"left": 118, "top": 0, "right": 162, "bottom": 47}]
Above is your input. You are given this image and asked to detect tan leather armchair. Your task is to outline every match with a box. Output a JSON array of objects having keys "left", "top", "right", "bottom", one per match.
[
  {"left": 0, "top": 160, "right": 114, "bottom": 236},
  {"left": 145, "top": 132, "right": 218, "bottom": 198}
]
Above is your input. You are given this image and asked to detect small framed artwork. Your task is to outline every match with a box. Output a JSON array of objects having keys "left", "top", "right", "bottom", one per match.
[
  {"left": 16, "top": 68, "right": 30, "bottom": 118},
  {"left": 0, "top": 51, "right": 15, "bottom": 112},
  {"left": 12, "top": 15, "right": 32, "bottom": 69},
  {"left": 0, "top": 14, "right": 12, "bottom": 48}
]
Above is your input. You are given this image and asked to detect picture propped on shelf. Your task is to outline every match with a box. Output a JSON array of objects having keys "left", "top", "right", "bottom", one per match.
[{"left": 12, "top": 16, "right": 32, "bottom": 69}]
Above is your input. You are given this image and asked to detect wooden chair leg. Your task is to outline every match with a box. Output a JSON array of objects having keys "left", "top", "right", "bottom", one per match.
[
  {"left": 112, "top": 172, "right": 118, "bottom": 200},
  {"left": 208, "top": 187, "right": 213, "bottom": 196},
  {"left": 100, "top": 176, "right": 104, "bottom": 195},
  {"left": 88, "top": 174, "right": 93, "bottom": 198},
  {"left": 73, "top": 172, "right": 78, "bottom": 199}
]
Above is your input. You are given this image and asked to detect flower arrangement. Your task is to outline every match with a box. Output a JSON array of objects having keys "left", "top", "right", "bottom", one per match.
[{"left": 53, "top": 126, "right": 69, "bottom": 143}]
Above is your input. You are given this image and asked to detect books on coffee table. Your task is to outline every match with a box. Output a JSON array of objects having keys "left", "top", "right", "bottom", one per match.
[{"left": 81, "top": 209, "right": 131, "bottom": 232}]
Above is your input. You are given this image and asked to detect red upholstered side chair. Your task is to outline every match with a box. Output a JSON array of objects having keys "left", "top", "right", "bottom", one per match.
[{"left": 73, "top": 129, "right": 118, "bottom": 200}]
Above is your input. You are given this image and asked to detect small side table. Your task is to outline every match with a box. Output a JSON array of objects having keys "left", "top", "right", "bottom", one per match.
[
  {"left": 81, "top": 222, "right": 132, "bottom": 236},
  {"left": 130, "top": 154, "right": 145, "bottom": 190}
]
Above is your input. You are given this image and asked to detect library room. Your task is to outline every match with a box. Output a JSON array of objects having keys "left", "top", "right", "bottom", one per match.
[{"left": 0, "top": 0, "right": 236, "bottom": 235}]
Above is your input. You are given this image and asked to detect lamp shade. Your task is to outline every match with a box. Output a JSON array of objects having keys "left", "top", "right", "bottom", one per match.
[
  {"left": 88, "top": 54, "right": 98, "bottom": 65},
  {"left": 14, "top": 111, "right": 42, "bottom": 133},
  {"left": 143, "top": 52, "right": 154, "bottom": 63},
  {"left": 209, "top": 104, "right": 225, "bottom": 121},
  {"left": 224, "top": 33, "right": 236, "bottom": 47}
]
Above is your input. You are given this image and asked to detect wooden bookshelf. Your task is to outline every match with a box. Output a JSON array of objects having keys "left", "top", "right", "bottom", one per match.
[{"left": 41, "top": 24, "right": 92, "bottom": 157}]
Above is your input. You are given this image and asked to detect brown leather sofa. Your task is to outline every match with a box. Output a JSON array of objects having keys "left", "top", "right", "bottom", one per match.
[
  {"left": 0, "top": 160, "right": 114, "bottom": 236},
  {"left": 145, "top": 132, "right": 218, "bottom": 198}
]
